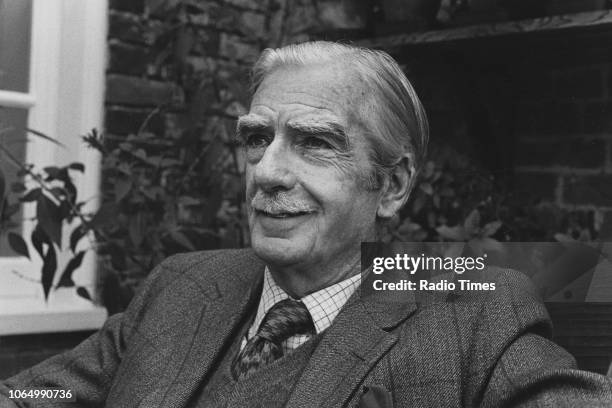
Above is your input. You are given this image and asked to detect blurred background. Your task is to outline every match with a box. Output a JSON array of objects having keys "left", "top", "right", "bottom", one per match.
[{"left": 1, "top": 0, "right": 611, "bottom": 378}]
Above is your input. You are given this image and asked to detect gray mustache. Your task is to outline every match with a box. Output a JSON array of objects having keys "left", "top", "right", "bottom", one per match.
[{"left": 251, "top": 191, "right": 315, "bottom": 214}]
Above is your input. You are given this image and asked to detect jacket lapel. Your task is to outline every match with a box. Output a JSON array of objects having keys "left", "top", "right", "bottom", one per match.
[
  {"left": 158, "top": 251, "right": 265, "bottom": 408},
  {"left": 287, "top": 272, "right": 418, "bottom": 408}
]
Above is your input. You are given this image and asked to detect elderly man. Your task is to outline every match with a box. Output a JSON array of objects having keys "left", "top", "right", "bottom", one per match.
[{"left": 2, "top": 41, "right": 612, "bottom": 407}]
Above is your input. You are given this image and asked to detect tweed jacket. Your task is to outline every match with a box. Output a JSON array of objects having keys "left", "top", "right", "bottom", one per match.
[{"left": 1, "top": 248, "right": 612, "bottom": 407}]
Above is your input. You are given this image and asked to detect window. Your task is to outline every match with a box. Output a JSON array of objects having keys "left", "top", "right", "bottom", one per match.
[{"left": 0, "top": 0, "right": 108, "bottom": 334}]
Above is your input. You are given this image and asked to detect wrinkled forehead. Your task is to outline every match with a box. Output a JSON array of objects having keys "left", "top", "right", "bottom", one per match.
[{"left": 250, "top": 61, "right": 376, "bottom": 131}]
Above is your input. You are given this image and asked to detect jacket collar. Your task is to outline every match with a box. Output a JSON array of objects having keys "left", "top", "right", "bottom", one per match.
[
  {"left": 156, "top": 249, "right": 266, "bottom": 408},
  {"left": 286, "top": 268, "right": 419, "bottom": 408}
]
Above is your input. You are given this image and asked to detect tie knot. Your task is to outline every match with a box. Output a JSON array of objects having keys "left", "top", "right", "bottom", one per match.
[{"left": 256, "top": 299, "right": 315, "bottom": 345}]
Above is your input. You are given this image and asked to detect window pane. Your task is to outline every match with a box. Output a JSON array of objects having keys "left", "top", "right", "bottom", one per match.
[
  {"left": 0, "top": 107, "right": 27, "bottom": 256},
  {"left": 0, "top": 0, "right": 32, "bottom": 93}
]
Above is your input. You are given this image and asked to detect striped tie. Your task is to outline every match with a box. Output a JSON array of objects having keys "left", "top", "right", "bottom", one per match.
[{"left": 231, "top": 299, "right": 315, "bottom": 380}]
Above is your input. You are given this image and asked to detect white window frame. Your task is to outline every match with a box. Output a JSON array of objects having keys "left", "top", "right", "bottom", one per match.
[{"left": 0, "top": 0, "right": 108, "bottom": 335}]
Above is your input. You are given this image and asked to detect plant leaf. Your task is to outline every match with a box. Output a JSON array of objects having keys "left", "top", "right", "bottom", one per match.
[
  {"left": 202, "top": 138, "right": 225, "bottom": 175},
  {"left": 463, "top": 209, "right": 481, "bottom": 235},
  {"left": 554, "top": 233, "right": 575, "bottom": 243},
  {"left": 132, "top": 148, "right": 147, "bottom": 161},
  {"left": 469, "top": 237, "right": 504, "bottom": 255},
  {"left": 423, "top": 161, "right": 435, "bottom": 178},
  {"left": 178, "top": 196, "right": 201, "bottom": 206},
  {"left": 64, "top": 179, "right": 77, "bottom": 205},
  {"left": 76, "top": 286, "right": 92, "bottom": 301},
  {"left": 439, "top": 187, "right": 454, "bottom": 197},
  {"left": 90, "top": 204, "right": 118, "bottom": 229},
  {"left": 31, "top": 226, "right": 47, "bottom": 260},
  {"left": 7, "top": 232, "right": 29, "bottom": 259},
  {"left": 433, "top": 194, "right": 440, "bottom": 209},
  {"left": 128, "top": 213, "right": 144, "bottom": 247},
  {"left": 3, "top": 202, "right": 19, "bottom": 218},
  {"left": 482, "top": 220, "right": 502, "bottom": 237},
  {"left": 160, "top": 158, "right": 182, "bottom": 167},
  {"left": 56, "top": 251, "right": 85, "bottom": 288},
  {"left": 412, "top": 194, "right": 426, "bottom": 214},
  {"left": 37, "top": 195, "right": 63, "bottom": 247},
  {"left": 26, "top": 128, "right": 65, "bottom": 147},
  {"left": 419, "top": 182, "right": 434, "bottom": 195},
  {"left": 11, "top": 182, "right": 26, "bottom": 193},
  {"left": 169, "top": 230, "right": 195, "bottom": 251},
  {"left": 0, "top": 167, "right": 5, "bottom": 202},
  {"left": 21, "top": 188, "right": 42, "bottom": 202},
  {"left": 68, "top": 162, "right": 85, "bottom": 172},
  {"left": 436, "top": 225, "right": 467, "bottom": 241},
  {"left": 50, "top": 187, "right": 66, "bottom": 200},
  {"left": 114, "top": 178, "right": 132, "bottom": 202},
  {"left": 44, "top": 166, "right": 60, "bottom": 179},
  {"left": 41, "top": 244, "right": 57, "bottom": 300},
  {"left": 70, "top": 225, "right": 88, "bottom": 253},
  {"left": 108, "top": 243, "right": 126, "bottom": 271}
]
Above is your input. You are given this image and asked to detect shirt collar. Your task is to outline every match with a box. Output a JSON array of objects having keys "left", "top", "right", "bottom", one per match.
[{"left": 249, "top": 267, "right": 361, "bottom": 337}]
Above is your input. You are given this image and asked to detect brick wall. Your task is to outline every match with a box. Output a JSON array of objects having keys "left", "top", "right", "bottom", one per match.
[
  {"left": 514, "top": 61, "right": 612, "bottom": 238},
  {"left": 104, "top": 0, "right": 368, "bottom": 143},
  {"left": 105, "top": 0, "right": 265, "bottom": 140}
]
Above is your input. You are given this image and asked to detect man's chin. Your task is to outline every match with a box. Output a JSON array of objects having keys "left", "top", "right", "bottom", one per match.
[{"left": 251, "top": 236, "right": 308, "bottom": 266}]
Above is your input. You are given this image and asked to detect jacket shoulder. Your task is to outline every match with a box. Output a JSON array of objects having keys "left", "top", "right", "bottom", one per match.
[
  {"left": 128, "top": 248, "right": 263, "bottom": 304},
  {"left": 158, "top": 248, "right": 264, "bottom": 283}
]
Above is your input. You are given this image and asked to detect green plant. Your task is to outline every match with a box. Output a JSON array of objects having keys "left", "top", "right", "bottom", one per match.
[
  {"left": 0, "top": 129, "right": 93, "bottom": 301},
  {"left": 382, "top": 143, "right": 600, "bottom": 248},
  {"left": 1, "top": 0, "right": 261, "bottom": 310},
  {"left": 381, "top": 145, "right": 504, "bottom": 247}
]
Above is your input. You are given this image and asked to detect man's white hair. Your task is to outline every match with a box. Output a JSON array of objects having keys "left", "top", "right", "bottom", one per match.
[{"left": 250, "top": 41, "right": 429, "bottom": 194}]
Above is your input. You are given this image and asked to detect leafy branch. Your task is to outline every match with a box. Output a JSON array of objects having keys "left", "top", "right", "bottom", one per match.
[{"left": 0, "top": 131, "right": 93, "bottom": 301}]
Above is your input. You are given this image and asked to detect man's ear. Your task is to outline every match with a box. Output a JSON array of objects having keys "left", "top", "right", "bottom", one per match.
[{"left": 376, "top": 154, "right": 415, "bottom": 219}]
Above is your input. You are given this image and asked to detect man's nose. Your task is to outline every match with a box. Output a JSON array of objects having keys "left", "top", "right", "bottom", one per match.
[{"left": 253, "top": 138, "right": 297, "bottom": 192}]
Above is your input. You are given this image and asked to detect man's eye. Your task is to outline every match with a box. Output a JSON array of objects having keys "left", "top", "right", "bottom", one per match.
[
  {"left": 245, "top": 134, "right": 270, "bottom": 148},
  {"left": 302, "top": 137, "right": 332, "bottom": 150}
]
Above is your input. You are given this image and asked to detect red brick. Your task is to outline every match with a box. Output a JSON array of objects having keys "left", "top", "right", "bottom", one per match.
[
  {"left": 516, "top": 66, "right": 554, "bottom": 101},
  {"left": 106, "top": 107, "right": 165, "bottom": 135},
  {"left": 553, "top": 66, "right": 604, "bottom": 99},
  {"left": 584, "top": 101, "right": 612, "bottom": 133},
  {"left": 214, "top": 7, "right": 267, "bottom": 39},
  {"left": 516, "top": 138, "right": 605, "bottom": 168},
  {"left": 515, "top": 102, "right": 538, "bottom": 132},
  {"left": 218, "top": 33, "right": 261, "bottom": 62},
  {"left": 563, "top": 174, "right": 612, "bottom": 206},
  {"left": 318, "top": 1, "right": 369, "bottom": 30},
  {"left": 189, "top": 28, "right": 220, "bottom": 57},
  {"left": 525, "top": 102, "right": 584, "bottom": 135},
  {"left": 106, "top": 75, "right": 184, "bottom": 107},
  {"left": 110, "top": 0, "right": 145, "bottom": 14},
  {"left": 512, "top": 172, "right": 558, "bottom": 203},
  {"left": 285, "top": 4, "right": 320, "bottom": 35},
  {"left": 165, "top": 113, "right": 192, "bottom": 139},
  {"left": 554, "top": 102, "right": 584, "bottom": 134},
  {"left": 223, "top": 0, "right": 267, "bottom": 11},
  {"left": 108, "top": 41, "right": 150, "bottom": 76},
  {"left": 108, "top": 11, "right": 164, "bottom": 45},
  {"left": 237, "top": 10, "right": 267, "bottom": 38}
]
